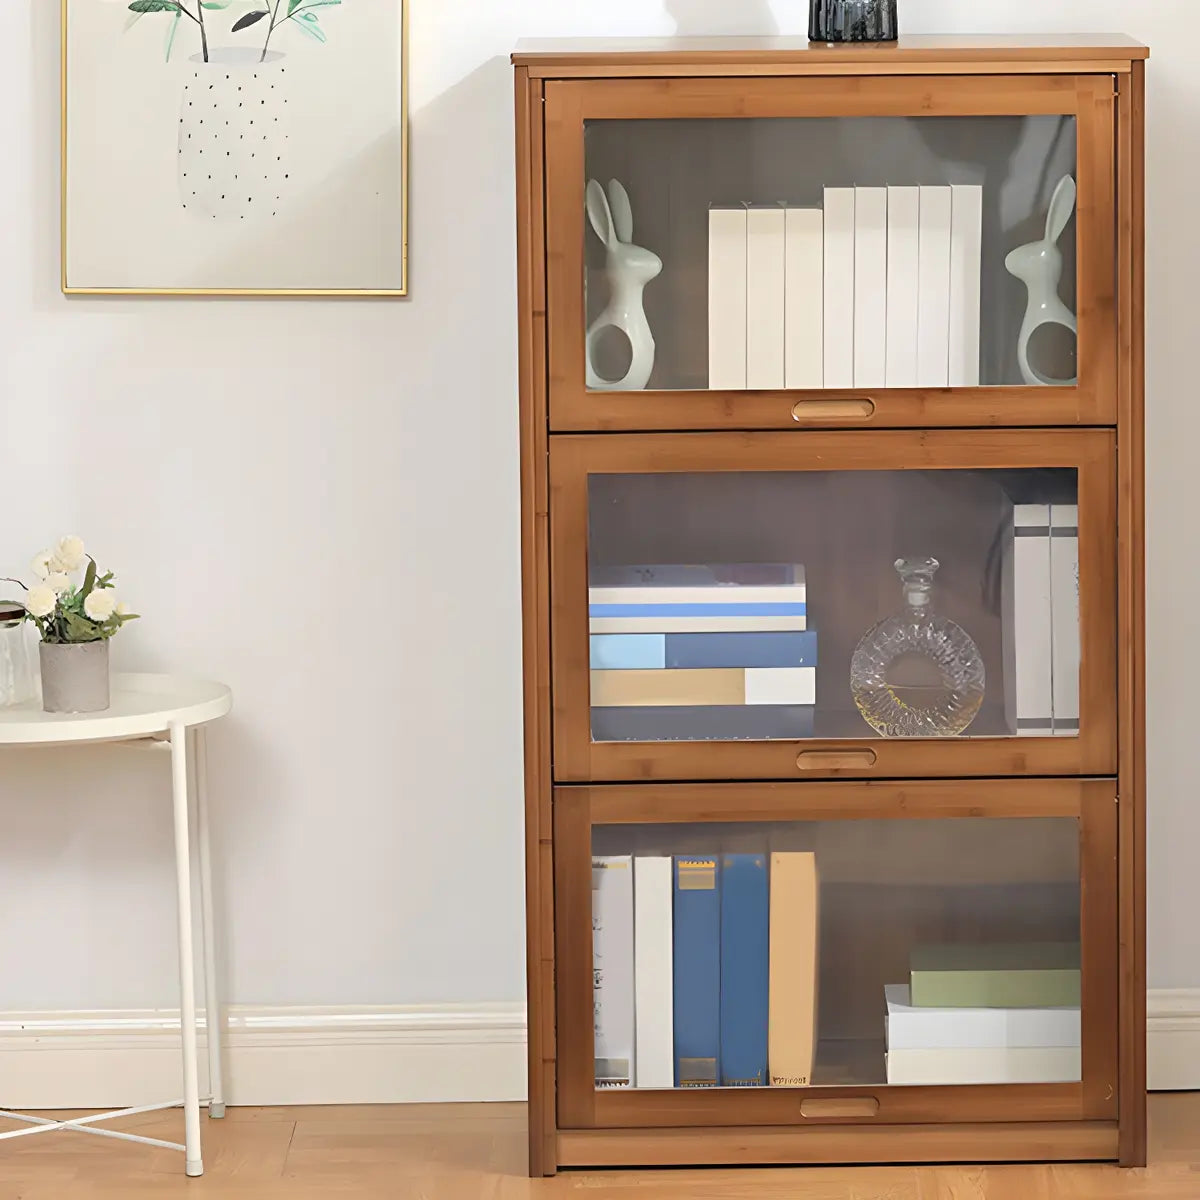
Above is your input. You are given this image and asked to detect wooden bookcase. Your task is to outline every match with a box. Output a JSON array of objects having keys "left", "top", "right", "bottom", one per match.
[{"left": 512, "top": 35, "right": 1148, "bottom": 1176}]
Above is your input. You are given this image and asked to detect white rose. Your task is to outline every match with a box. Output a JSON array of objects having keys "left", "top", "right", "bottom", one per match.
[
  {"left": 25, "top": 586, "right": 57, "bottom": 619},
  {"left": 45, "top": 572, "right": 71, "bottom": 595},
  {"left": 84, "top": 590, "right": 117, "bottom": 622},
  {"left": 56, "top": 536, "right": 86, "bottom": 572},
  {"left": 31, "top": 551, "right": 54, "bottom": 580}
]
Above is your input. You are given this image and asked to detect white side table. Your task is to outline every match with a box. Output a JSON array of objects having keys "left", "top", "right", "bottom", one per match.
[{"left": 0, "top": 673, "right": 233, "bottom": 1177}]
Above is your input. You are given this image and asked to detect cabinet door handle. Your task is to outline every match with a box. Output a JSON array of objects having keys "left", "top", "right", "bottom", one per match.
[
  {"left": 796, "top": 750, "right": 878, "bottom": 771},
  {"left": 792, "top": 398, "right": 876, "bottom": 421},
  {"left": 801, "top": 1097, "right": 880, "bottom": 1119}
]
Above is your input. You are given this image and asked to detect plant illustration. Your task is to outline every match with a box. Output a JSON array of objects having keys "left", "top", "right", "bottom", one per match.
[
  {"left": 232, "top": 0, "right": 343, "bottom": 61},
  {"left": 123, "top": 0, "right": 234, "bottom": 63}
]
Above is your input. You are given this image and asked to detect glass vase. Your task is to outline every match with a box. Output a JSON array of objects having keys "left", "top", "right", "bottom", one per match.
[
  {"left": 0, "top": 604, "right": 35, "bottom": 708},
  {"left": 809, "top": 0, "right": 899, "bottom": 43},
  {"left": 850, "top": 557, "right": 985, "bottom": 738}
]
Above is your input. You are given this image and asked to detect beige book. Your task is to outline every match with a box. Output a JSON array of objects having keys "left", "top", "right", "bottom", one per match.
[
  {"left": 590, "top": 669, "right": 745, "bottom": 708},
  {"left": 768, "top": 852, "right": 820, "bottom": 1087}
]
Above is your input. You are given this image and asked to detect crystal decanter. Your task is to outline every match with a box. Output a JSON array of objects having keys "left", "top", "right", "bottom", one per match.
[{"left": 850, "top": 557, "right": 986, "bottom": 738}]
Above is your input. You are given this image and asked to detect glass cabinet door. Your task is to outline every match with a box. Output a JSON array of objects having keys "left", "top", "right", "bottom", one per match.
[
  {"left": 550, "top": 429, "right": 1116, "bottom": 781},
  {"left": 554, "top": 780, "right": 1117, "bottom": 1129},
  {"left": 544, "top": 75, "right": 1116, "bottom": 430}
]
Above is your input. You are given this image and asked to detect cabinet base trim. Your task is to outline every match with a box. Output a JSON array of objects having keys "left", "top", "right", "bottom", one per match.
[{"left": 556, "top": 1121, "right": 1120, "bottom": 1168}]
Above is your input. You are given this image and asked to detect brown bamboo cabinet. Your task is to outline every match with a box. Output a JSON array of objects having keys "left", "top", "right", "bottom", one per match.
[{"left": 513, "top": 36, "right": 1148, "bottom": 1176}]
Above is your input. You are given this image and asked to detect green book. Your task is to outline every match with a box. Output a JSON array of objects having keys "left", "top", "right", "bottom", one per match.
[{"left": 909, "top": 943, "right": 1081, "bottom": 1008}]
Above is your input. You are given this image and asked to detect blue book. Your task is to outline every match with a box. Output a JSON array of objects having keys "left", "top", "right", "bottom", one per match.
[
  {"left": 666, "top": 631, "right": 818, "bottom": 670},
  {"left": 592, "top": 706, "right": 815, "bottom": 743},
  {"left": 720, "top": 854, "right": 770, "bottom": 1087},
  {"left": 589, "top": 635, "right": 666, "bottom": 670},
  {"left": 673, "top": 857, "right": 722, "bottom": 1087}
]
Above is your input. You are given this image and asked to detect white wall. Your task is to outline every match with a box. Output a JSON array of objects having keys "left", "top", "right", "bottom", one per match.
[{"left": 0, "top": 0, "right": 1191, "bottom": 1028}]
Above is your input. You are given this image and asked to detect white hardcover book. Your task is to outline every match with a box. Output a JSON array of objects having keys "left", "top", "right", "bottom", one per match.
[
  {"left": 1013, "top": 504, "right": 1054, "bottom": 737},
  {"left": 823, "top": 187, "right": 856, "bottom": 389},
  {"left": 884, "top": 984, "right": 1080, "bottom": 1051},
  {"left": 592, "top": 856, "right": 635, "bottom": 1087},
  {"left": 886, "top": 1045, "right": 1081, "bottom": 1086},
  {"left": 634, "top": 856, "right": 674, "bottom": 1088},
  {"left": 949, "top": 184, "right": 984, "bottom": 386},
  {"left": 916, "top": 186, "right": 953, "bottom": 388},
  {"left": 589, "top": 585, "right": 807, "bottom": 607},
  {"left": 746, "top": 204, "right": 787, "bottom": 390},
  {"left": 784, "top": 207, "right": 824, "bottom": 389},
  {"left": 708, "top": 205, "right": 748, "bottom": 390},
  {"left": 1050, "top": 504, "right": 1081, "bottom": 737},
  {"left": 590, "top": 615, "right": 808, "bottom": 635},
  {"left": 853, "top": 187, "right": 887, "bottom": 388},
  {"left": 885, "top": 186, "right": 920, "bottom": 388},
  {"left": 743, "top": 667, "right": 817, "bottom": 706}
]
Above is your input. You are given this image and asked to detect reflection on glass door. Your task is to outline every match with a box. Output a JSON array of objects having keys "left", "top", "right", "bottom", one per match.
[{"left": 587, "top": 469, "right": 1080, "bottom": 744}]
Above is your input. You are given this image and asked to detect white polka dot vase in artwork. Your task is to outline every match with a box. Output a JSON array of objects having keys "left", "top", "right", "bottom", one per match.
[{"left": 178, "top": 48, "right": 293, "bottom": 222}]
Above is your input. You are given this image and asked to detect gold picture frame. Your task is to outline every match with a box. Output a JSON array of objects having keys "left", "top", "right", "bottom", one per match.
[{"left": 61, "top": 0, "right": 409, "bottom": 297}]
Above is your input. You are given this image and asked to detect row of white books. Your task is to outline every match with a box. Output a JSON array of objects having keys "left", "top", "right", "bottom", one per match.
[
  {"left": 708, "top": 185, "right": 983, "bottom": 391},
  {"left": 1011, "top": 503, "right": 1080, "bottom": 737},
  {"left": 884, "top": 984, "right": 1081, "bottom": 1085}
]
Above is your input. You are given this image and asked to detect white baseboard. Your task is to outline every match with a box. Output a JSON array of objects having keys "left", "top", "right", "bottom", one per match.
[
  {"left": 1149, "top": 989, "right": 1200, "bottom": 1091},
  {"left": 0, "top": 1004, "right": 528, "bottom": 1109},
  {"left": 1, "top": 992, "right": 1192, "bottom": 1109}
]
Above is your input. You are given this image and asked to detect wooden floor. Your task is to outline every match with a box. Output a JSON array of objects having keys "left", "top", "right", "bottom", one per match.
[{"left": 2, "top": 1095, "right": 1199, "bottom": 1199}]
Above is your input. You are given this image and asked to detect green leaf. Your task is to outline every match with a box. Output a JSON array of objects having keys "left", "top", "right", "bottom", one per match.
[
  {"left": 128, "top": 1, "right": 181, "bottom": 12},
  {"left": 232, "top": 9, "right": 269, "bottom": 30},
  {"left": 124, "top": 11, "right": 147, "bottom": 31},
  {"left": 294, "top": 0, "right": 340, "bottom": 8},
  {"left": 294, "top": 12, "right": 325, "bottom": 38},
  {"left": 164, "top": 7, "right": 182, "bottom": 60},
  {"left": 79, "top": 559, "right": 98, "bottom": 602},
  {"left": 201, "top": 0, "right": 235, "bottom": 7}
]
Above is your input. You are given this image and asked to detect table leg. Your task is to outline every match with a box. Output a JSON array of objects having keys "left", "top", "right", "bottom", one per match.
[
  {"left": 170, "top": 722, "right": 204, "bottom": 1177},
  {"left": 194, "top": 725, "right": 226, "bottom": 1119}
]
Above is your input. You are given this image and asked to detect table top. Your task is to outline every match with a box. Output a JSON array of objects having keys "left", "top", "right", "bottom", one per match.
[{"left": 0, "top": 674, "right": 232, "bottom": 745}]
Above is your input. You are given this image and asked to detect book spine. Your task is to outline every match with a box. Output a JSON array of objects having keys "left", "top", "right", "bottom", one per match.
[
  {"left": 591, "top": 857, "right": 635, "bottom": 1087},
  {"left": 591, "top": 669, "right": 746, "bottom": 708},
  {"left": 916, "top": 185, "right": 952, "bottom": 388},
  {"left": 589, "top": 615, "right": 808, "bottom": 634},
  {"left": 822, "top": 187, "right": 856, "bottom": 389},
  {"left": 1050, "top": 503, "right": 1081, "bottom": 737},
  {"left": 720, "top": 854, "right": 770, "bottom": 1087},
  {"left": 885, "top": 185, "right": 920, "bottom": 388},
  {"left": 1013, "top": 504, "right": 1054, "bottom": 737},
  {"left": 708, "top": 206, "right": 748, "bottom": 390},
  {"left": 589, "top": 602, "right": 807, "bottom": 619},
  {"left": 853, "top": 186, "right": 888, "bottom": 388},
  {"left": 634, "top": 856, "right": 674, "bottom": 1088},
  {"left": 674, "top": 857, "right": 722, "bottom": 1087},
  {"left": 768, "top": 852, "right": 820, "bottom": 1087},
  {"left": 949, "top": 184, "right": 983, "bottom": 387},
  {"left": 590, "top": 564, "right": 806, "bottom": 587},
  {"left": 591, "top": 705, "right": 816, "bottom": 742},
  {"left": 746, "top": 204, "right": 787, "bottom": 390},
  {"left": 909, "top": 968, "right": 1081, "bottom": 1010},
  {"left": 588, "top": 585, "right": 808, "bottom": 607},
  {"left": 784, "top": 207, "right": 824, "bottom": 389},
  {"left": 743, "top": 667, "right": 816, "bottom": 707},
  {"left": 590, "top": 635, "right": 666, "bottom": 671},
  {"left": 883, "top": 985, "right": 1081, "bottom": 1050},
  {"left": 664, "top": 631, "right": 819, "bottom": 670},
  {"left": 886, "top": 1046, "right": 1081, "bottom": 1086}
]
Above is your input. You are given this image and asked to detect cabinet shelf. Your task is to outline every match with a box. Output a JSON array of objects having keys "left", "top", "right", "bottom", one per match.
[{"left": 514, "top": 35, "right": 1147, "bottom": 1176}]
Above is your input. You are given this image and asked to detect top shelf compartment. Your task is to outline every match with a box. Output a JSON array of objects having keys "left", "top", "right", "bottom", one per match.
[{"left": 543, "top": 75, "right": 1117, "bottom": 431}]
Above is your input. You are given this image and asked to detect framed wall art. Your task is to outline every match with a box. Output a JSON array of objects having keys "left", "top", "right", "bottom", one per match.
[{"left": 61, "top": 0, "right": 408, "bottom": 296}]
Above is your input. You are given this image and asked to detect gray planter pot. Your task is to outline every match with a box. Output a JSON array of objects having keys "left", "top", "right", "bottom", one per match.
[{"left": 40, "top": 640, "right": 110, "bottom": 714}]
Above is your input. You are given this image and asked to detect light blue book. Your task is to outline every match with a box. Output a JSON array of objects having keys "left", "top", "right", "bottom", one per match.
[{"left": 590, "top": 635, "right": 666, "bottom": 670}]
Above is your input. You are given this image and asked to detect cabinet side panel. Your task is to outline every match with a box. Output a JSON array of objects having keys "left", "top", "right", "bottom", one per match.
[
  {"left": 1117, "top": 58, "right": 1147, "bottom": 1169},
  {"left": 515, "top": 66, "right": 556, "bottom": 1178}
]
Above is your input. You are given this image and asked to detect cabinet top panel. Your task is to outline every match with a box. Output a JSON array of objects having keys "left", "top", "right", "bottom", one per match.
[{"left": 512, "top": 35, "right": 1148, "bottom": 77}]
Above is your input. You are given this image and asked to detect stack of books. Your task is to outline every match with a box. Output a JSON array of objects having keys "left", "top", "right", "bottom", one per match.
[
  {"left": 708, "top": 185, "right": 983, "bottom": 391},
  {"left": 884, "top": 942, "right": 1082, "bottom": 1085},
  {"left": 592, "top": 852, "right": 820, "bottom": 1089},
  {"left": 589, "top": 564, "right": 817, "bottom": 743}
]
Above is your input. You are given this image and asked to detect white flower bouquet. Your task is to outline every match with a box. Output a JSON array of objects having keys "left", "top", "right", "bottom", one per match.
[{"left": 3, "top": 537, "right": 139, "bottom": 644}]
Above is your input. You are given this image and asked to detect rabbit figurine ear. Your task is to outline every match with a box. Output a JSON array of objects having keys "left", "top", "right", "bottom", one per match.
[
  {"left": 587, "top": 179, "right": 617, "bottom": 248},
  {"left": 607, "top": 179, "right": 635, "bottom": 245},
  {"left": 1045, "top": 175, "right": 1077, "bottom": 246}
]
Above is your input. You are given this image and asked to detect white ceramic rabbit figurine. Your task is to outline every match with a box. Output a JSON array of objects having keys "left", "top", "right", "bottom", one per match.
[
  {"left": 1005, "top": 174, "right": 1078, "bottom": 387},
  {"left": 585, "top": 179, "right": 662, "bottom": 391}
]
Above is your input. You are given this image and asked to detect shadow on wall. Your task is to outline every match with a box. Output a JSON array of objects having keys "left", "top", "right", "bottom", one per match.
[{"left": 666, "top": 0, "right": 780, "bottom": 36}]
